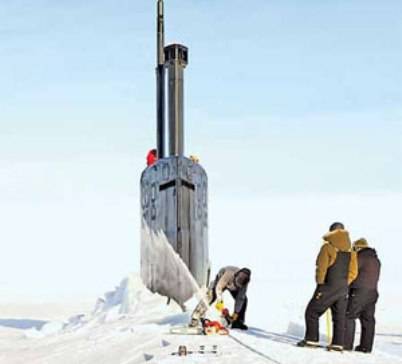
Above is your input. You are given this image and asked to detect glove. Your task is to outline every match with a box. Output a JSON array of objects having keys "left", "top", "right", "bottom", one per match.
[
  {"left": 215, "top": 300, "right": 224, "bottom": 312},
  {"left": 222, "top": 308, "right": 230, "bottom": 318},
  {"left": 221, "top": 308, "right": 231, "bottom": 325},
  {"left": 315, "top": 285, "right": 324, "bottom": 300},
  {"left": 231, "top": 312, "right": 239, "bottom": 322}
]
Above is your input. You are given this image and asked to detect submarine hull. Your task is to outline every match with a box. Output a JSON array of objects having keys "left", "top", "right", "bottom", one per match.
[{"left": 140, "top": 156, "right": 209, "bottom": 305}]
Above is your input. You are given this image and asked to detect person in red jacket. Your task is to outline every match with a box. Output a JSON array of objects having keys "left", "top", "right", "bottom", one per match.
[{"left": 146, "top": 149, "right": 157, "bottom": 166}]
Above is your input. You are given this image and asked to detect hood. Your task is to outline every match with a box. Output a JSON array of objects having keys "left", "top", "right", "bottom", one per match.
[
  {"left": 358, "top": 247, "right": 378, "bottom": 258},
  {"left": 323, "top": 229, "right": 351, "bottom": 252}
]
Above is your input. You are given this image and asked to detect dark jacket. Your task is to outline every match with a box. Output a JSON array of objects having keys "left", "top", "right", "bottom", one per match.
[{"left": 351, "top": 248, "right": 381, "bottom": 290}]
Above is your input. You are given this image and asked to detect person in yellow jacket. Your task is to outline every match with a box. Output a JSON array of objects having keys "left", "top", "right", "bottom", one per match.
[{"left": 298, "top": 222, "right": 358, "bottom": 351}]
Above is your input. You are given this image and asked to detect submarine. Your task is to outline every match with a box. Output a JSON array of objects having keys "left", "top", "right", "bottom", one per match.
[{"left": 140, "top": 0, "right": 210, "bottom": 306}]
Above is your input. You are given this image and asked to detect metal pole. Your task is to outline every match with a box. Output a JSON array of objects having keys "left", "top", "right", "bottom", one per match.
[{"left": 156, "top": 0, "right": 166, "bottom": 158}]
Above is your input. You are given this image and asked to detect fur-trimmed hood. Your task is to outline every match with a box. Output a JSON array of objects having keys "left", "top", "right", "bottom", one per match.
[{"left": 323, "top": 229, "right": 352, "bottom": 252}]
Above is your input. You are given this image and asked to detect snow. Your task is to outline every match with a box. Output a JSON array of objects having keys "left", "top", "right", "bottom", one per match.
[
  {"left": 1, "top": 273, "right": 401, "bottom": 364},
  {"left": 0, "top": 191, "right": 400, "bottom": 364},
  {"left": 141, "top": 223, "right": 207, "bottom": 308},
  {"left": 1, "top": 190, "right": 401, "bottom": 364}
]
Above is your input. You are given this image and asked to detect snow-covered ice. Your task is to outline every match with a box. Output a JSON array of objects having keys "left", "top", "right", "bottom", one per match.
[{"left": 1, "top": 273, "right": 401, "bottom": 364}]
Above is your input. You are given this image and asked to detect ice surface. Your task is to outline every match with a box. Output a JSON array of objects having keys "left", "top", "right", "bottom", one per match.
[
  {"left": 1, "top": 272, "right": 401, "bottom": 363},
  {"left": 1, "top": 193, "right": 401, "bottom": 363}
]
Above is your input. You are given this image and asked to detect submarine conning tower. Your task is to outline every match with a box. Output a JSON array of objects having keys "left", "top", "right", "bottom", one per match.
[
  {"left": 140, "top": 0, "right": 209, "bottom": 307},
  {"left": 165, "top": 43, "right": 188, "bottom": 157}
]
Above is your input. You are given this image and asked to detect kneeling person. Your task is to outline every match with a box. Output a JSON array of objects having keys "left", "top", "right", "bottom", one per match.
[{"left": 190, "top": 266, "right": 251, "bottom": 330}]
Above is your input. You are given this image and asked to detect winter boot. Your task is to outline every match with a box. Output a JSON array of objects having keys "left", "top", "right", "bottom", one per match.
[
  {"left": 231, "top": 320, "right": 248, "bottom": 330},
  {"left": 327, "top": 344, "right": 343, "bottom": 352},
  {"left": 355, "top": 346, "right": 370, "bottom": 353},
  {"left": 189, "top": 318, "right": 200, "bottom": 328},
  {"left": 297, "top": 340, "right": 320, "bottom": 348}
]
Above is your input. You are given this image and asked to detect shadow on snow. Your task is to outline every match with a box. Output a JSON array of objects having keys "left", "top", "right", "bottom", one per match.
[
  {"left": 246, "top": 327, "right": 301, "bottom": 345},
  {"left": 0, "top": 318, "right": 47, "bottom": 330}
]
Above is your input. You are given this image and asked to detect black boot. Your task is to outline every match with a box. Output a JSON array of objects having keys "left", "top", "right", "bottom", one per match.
[
  {"left": 355, "top": 345, "right": 370, "bottom": 353},
  {"left": 297, "top": 339, "right": 320, "bottom": 348},
  {"left": 231, "top": 320, "right": 248, "bottom": 330},
  {"left": 327, "top": 344, "right": 343, "bottom": 352}
]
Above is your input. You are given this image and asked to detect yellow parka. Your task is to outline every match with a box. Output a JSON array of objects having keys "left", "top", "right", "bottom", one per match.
[{"left": 315, "top": 229, "right": 358, "bottom": 285}]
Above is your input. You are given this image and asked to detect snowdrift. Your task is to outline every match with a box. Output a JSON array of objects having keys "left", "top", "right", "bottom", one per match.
[{"left": 25, "top": 274, "right": 186, "bottom": 339}]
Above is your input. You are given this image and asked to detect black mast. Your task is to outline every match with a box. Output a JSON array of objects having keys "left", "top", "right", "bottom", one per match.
[{"left": 156, "top": 0, "right": 166, "bottom": 158}]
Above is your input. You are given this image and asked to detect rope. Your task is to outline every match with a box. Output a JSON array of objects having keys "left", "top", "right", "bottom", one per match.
[{"left": 228, "top": 333, "right": 283, "bottom": 364}]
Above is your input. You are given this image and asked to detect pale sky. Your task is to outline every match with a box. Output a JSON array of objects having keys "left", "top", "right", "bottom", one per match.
[{"left": 0, "top": 1, "right": 401, "bottom": 299}]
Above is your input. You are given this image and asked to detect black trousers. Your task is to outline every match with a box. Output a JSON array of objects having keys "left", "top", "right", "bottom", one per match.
[
  {"left": 229, "top": 290, "right": 248, "bottom": 323},
  {"left": 304, "top": 284, "right": 348, "bottom": 345},
  {"left": 344, "top": 288, "right": 379, "bottom": 352}
]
